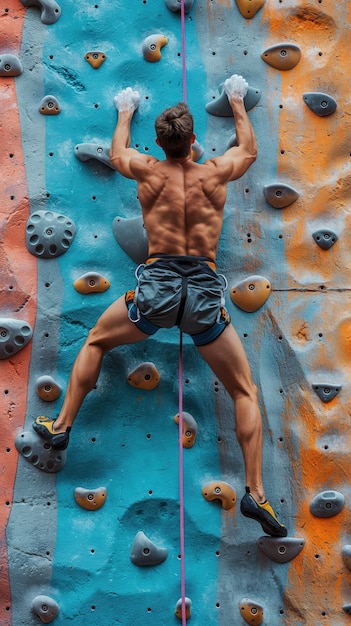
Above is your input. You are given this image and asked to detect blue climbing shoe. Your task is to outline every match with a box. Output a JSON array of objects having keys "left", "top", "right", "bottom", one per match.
[
  {"left": 240, "top": 486, "right": 287, "bottom": 537},
  {"left": 33, "top": 416, "right": 71, "bottom": 450}
]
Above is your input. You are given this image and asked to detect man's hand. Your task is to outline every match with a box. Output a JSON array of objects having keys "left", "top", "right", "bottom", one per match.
[
  {"left": 224, "top": 74, "right": 248, "bottom": 100},
  {"left": 114, "top": 87, "right": 140, "bottom": 113}
]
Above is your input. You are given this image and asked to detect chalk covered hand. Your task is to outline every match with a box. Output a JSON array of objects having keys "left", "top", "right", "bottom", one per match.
[
  {"left": 224, "top": 74, "right": 248, "bottom": 100},
  {"left": 114, "top": 87, "right": 140, "bottom": 112}
]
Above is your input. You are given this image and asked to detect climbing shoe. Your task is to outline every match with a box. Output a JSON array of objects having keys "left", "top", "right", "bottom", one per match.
[
  {"left": 33, "top": 416, "right": 71, "bottom": 450},
  {"left": 240, "top": 486, "right": 287, "bottom": 537}
]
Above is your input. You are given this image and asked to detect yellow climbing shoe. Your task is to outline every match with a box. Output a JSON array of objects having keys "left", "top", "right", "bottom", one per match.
[
  {"left": 240, "top": 486, "right": 287, "bottom": 537},
  {"left": 33, "top": 416, "right": 71, "bottom": 450}
]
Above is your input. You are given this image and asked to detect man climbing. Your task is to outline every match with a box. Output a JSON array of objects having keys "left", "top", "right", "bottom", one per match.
[{"left": 33, "top": 74, "right": 287, "bottom": 538}]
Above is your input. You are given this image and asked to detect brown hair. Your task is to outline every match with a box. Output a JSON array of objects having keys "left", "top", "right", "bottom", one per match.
[{"left": 155, "top": 102, "right": 194, "bottom": 158}]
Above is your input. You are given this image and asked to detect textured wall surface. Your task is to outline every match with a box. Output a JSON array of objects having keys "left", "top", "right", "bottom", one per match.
[{"left": 1, "top": 0, "right": 351, "bottom": 624}]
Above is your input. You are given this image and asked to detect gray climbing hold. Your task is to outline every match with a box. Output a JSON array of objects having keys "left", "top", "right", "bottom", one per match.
[
  {"left": 21, "top": 0, "right": 61, "bottom": 24},
  {"left": 310, "top": 490, "right": 344, "bottom": 518},
  {"left": 257, "top": 536, "right": 305, "bottom": 563},
  {"left": 263, "top": 183, "right": 299, "bottom": 209},
  {"left": 192, "top": 139, "right": 204, "bottom": 162},
  {"left": 26, "top": 210, "right": 76, "bottom": 259},
  {"left": 112, "top": 216, "right": 148, "bottom": 264},
  {"left": 15, "top": 431, "right": 67, "bottom": 473},
  {"left": 206, "top": 84, "right": 261, "bottom": 117},
  {"left": 312, "top": 384, "right": 340, "bottom": 403},
  {"left": 36, "top": 375, "right": 62, "bottom": 402},
  {"left": 130, "top": 531, "right": 168, "bottom": 566},
  {"left": 39, "top": 95, "right": 61, "bottom": 115},
  {"left": 0, "top": 54, "right": 23, "bottom": 77},
  {"left": 165, "top": 0, "right": 194, "bottom": 12},
  {"left": 303, "top": 92, "right": 337, "bottom": 117},
  {"left": 313, "top": 229, "right": 338, "bottom": 250},
  {"left": 343, "top": 604, "right": 351, "bottom": 616},
  {"left": 0, "top": 318, "right": 33, "bottom": 360},
  {"left": 74, "top": 143, "right": 114, "bottom": 169},
  {"left": 342, "top": 545, "right": 351, "bottom": 571},
  {"left": 31, "top": 595, "right": 59, "bottom": 623}
]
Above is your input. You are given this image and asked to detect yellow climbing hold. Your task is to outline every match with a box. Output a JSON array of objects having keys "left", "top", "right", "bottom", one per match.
[
  {"left": 85, "top": 51, "right": 106, "bottom": 69},
  {"left": 174, "top": 411, "right": 197, "bottom": 448},
  {"left": 142, "top": 34, "right": 168, "bottom": 62},
  {"left": 74, "top": 486, "right": 107, "bottom": 511},
  {"left": 175, "top": 597, "right": 192, "bottom": 620},
  {"left": 239, "top": 598, "right": 264, "bottom": 625},
  {"left": 127, "top": 362, "right": 160, "bottom": 390},
  {"left": 73, "top": 272, "right": 110, "bottom": 294},
  {"left": 202, "top": 481, "right": 236, "bottom": 510},
  {"left": 36, "top": 375, "right": 62, "bottom": 402},
  {"left": 235, "top": 0, "right": 265, "bottom": 19},
  {"left": 230, "top": 275, "right": 271, "bottom": 313}
]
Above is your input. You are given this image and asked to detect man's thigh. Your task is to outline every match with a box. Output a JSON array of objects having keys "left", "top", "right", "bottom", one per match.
[{"left": 89, "top": 295, "right": 150, "bottom": 351}]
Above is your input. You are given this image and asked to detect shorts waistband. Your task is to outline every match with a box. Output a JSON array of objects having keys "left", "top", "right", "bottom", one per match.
[{"left": 146, "top": 254, "right": 216, "bottom": 272}]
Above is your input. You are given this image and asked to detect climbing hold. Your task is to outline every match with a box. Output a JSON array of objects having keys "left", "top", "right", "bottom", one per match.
[
  {"left": 73, "top": 272, "right": 110, "bottom": 294},
  {"left": 303, "top": 92, "right": 337, "bottom": 117},
  {"left": 263, "top": 183, "right": 299, "bottom": 209},
  {"left": 15, "top": 431, "right": 67, "bottom": 473},
  {"left": 261, "top": 43, "right": 301, "bottom": 71},
  {"left": 258, "top": 536, "right": 305, "bottom": 563},
  {"left": 31, "top": 595, "right": 59, "bottom": 623},
  {"left": 175, "top": 597, "right": 192, "bottom": 619},
  {"left": 127, "top": 362, "right": 160, "bottom": 390},
  {"left": 0, "top": 318, "right": 33, "bottom": 360},
  {"left": 313, "top": 229, "right": 338, "bottom": 250},
  {"left": 230, "top": 276, "right": 271, "bottom": 313},
  {"left": 206, "top": 84, "right": 261, "bottom": 117},
  {"left": 21, "top": 0, "right": 61, "bottom": 24},
  {"left": 36, "top": 375, "right": 62, "bottom": 402},
  {"left": 235, "top": 0, "right": 265, "bottom": 19},
  {"left": 74, "top": 143, "right": 114, "bottom": 169},
  {"left": 174, "top": 411, "right": 197, "bottom": 448},
  {"left": 26, "top": 210, "right": 76, "bottom": 259},
  {"left": 342, "top": 545, "right": 351, "bottom": 571},
  {"left": 130, "top": 531, "right": 168, "bottom": 566},
  {"left": 0, "top": 54, "right": 23, "bottom": 77},
  {"left": 310, "top": 490, "right": 344, "bottom": 518},
  {"left": 112, "top": 216, "right": 148, "bottom": 265},
  {"left": 312, "top": 384, "right": 340, "bottom": 403},
  {"left": 74, "top": 486, "right": 107, "bottom": 511},
  {"left": 343, "top": 604, "right": 351, "bottom": 616},
  {"left": 165, "top": 0, "right": 194, "bottom": 13},
  {"left": 202, "top": 481, "right": 236, "bottom": 510},
  {"left": 239, "top": 598, "right": 264, "bottom": 626},
  {"left": 85, "top": 51, "right": 106, "bottom": 69},
  {"left": 142, "top": 34, "right": 168, "bottom": 62},
  {"left": 39, "top": 95, "right": 61, "bottom": 115},
  {"left": 192, "top": 139, "right": 204, "bottom": 162}
]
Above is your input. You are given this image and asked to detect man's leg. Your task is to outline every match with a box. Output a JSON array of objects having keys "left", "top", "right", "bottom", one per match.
[
  {"left": 197, "top": 324, "right": 287, "bottom": 536},
  {"left": 33, "top": 296, "right": 149, "bottom": 446}
]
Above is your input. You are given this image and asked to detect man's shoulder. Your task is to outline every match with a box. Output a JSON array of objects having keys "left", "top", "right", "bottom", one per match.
[{"left": 129, "top": 154, "right": 160, "bottom": 178}]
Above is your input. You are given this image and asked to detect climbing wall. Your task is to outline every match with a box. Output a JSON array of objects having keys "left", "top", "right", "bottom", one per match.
[{"left": 1, "top": 0, "right": 351, "bottom": 624}]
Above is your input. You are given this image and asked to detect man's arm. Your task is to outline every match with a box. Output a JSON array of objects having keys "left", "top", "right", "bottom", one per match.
[
  {"left": 209, "top": 74, "right": 258, "bottom": 182},
  {"left": 110, "top": 87, "right": 150, "bottom": 179}
]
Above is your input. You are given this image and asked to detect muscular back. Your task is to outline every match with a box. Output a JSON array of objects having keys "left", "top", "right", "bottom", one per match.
[{"left": 130, "top": 155, "right": 230, "bottom": 261}]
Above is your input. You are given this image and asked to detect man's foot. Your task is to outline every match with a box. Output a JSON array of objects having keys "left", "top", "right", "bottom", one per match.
[
  {"left": 33, "top": 416, "right": 71, "bottom": 450},
  {"left": 240, "top": 486, "right": 287, "bottom": 537}
]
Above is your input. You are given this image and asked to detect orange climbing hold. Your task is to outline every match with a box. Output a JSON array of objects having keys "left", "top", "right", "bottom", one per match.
[
  {"left": 85, "top": 51, "right": 106, "bottom": 69},
  {"left": 74, "top": 487, "right": 107, "bottom": 511},
  {"left": 175, "top": 597, "right": 192, "bottom": 620},
  {"left": 73, "top": 272, "right": 110, "bottom": 294},
  {"left": 174, "top": 411, "right": 197, "bottom": 448},
  {"left": 39, "top": 95, "right": 61, "bottom": 115},
  {"left": 239, "top": 598, "right": 264, "bottom": 625},
  {"left": 261, "top": 43, "right": 301, "bottom": 71},
  {"left": 127, "top": 362, "right": 160, "bottom": 390},
  {"left": 202, "top": 481, "right": 236, "bottom": 510},
  {"left": 235, "top": 0, "right": 265, "bottom": 19},
  {"left": 230, "top": 276, "right": 271, "bottom": 312},
  {"left": 36, "top": 375, "right": 62, "bottom": 402},
  {"left": 142, "top": 34, "right": 168, "bottom": 62}
]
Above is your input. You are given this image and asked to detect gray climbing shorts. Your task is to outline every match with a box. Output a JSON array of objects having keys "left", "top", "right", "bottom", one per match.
[{"left": 125, "top": 255, "right": 230, "bottom": 346}]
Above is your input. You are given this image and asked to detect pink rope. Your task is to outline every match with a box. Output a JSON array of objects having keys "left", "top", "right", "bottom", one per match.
[
  {"left": 178, "top": 331, "right": 186, "bottom": 625},
  {"left": 179, "top": 3, "right": 187, "bottom": 623}
]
